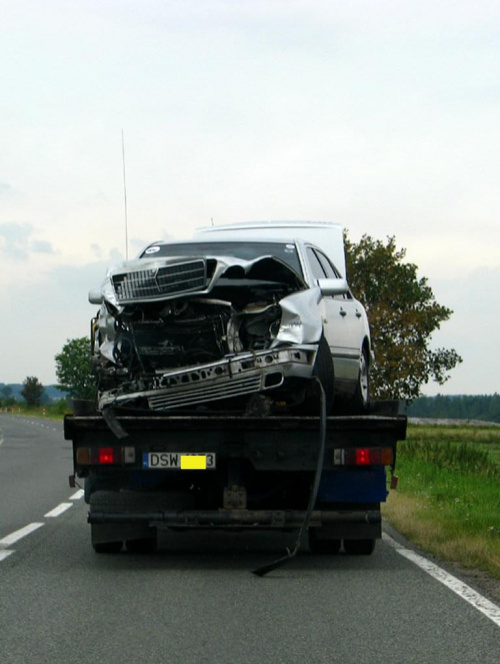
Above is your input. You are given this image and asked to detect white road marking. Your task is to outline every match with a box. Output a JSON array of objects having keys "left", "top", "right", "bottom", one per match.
[
  {"left": 0, "top": 419, "right": 77, "bottom": 563},
  {"left": 0, "top": 522, "right": 45, "bottom": 547},
  {"left": 383, "top": 533, "right": 500, "bottom": 628},
  {"left": 44, "top": 503, "right": 73, "bottom": 518},
  {"left": 0, "top": 550, "right": 14, "bottom": 561}
]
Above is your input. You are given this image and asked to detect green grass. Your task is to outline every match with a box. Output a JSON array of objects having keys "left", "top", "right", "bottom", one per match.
[
  {"left": 383, "top": 424, "right": 500, "bottom": 579},
  {"left": 1, "top": 400, "right": 70, "bottom": 420}
]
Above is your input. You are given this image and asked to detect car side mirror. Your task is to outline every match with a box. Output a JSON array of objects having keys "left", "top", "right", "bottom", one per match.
[
  {"left": 88, "top": 289, "right": 103, "bottom": 305},
  {"left": 317, "top": 278, "right": 349, "bottom": 296}
]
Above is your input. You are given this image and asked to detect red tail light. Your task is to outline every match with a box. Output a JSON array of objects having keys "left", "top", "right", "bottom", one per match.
[
  {"left": 334, "top": 447, "right": 394, "bottom": 466},
  {"left": 355, "top": 448, "right": 371, "bottom": 465},
  {"left": 98, "top": 447, "right": 115, "bottom": 464},
  {"left": 76, "top": 446, "right": 136, "bottom": 466}
]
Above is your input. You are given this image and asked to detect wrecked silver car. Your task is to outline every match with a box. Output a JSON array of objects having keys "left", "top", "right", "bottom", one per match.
[{"left": 89, "top": 238, "right": 371, "bottom": 414}]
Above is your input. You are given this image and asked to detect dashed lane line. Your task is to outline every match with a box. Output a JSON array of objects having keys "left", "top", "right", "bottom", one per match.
[
  {"left": 1, "top": 491, "right": 84, "bottom": 562},
  {"left": 44, "top": 502, "right": 74, "bottom": 518},
  {"left": 0, "top": 522, "right": 45, "bottom": 548},
  {"left": 383, "top": 533, "right": 500, "bottom": 628}
]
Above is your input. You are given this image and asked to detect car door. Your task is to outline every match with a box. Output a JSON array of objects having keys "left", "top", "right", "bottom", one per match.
[{"left": 305, "top": 246, "right": 363, "bottom": 383}]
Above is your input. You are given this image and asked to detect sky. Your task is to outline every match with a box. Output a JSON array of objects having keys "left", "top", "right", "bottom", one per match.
[{"left": 1, "top": 0, "right": 499, "bottom": 395}]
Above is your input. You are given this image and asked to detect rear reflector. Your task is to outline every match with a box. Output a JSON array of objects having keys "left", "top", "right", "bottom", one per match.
[
  {"left": 75, "top": 446, "right": 136, "bottom": 466},
  {"left": 334, "top": 447, "right": 394, "bottom": 466},
  {"left": 76, "top": 448, "right": 91, "bottom": 465}
]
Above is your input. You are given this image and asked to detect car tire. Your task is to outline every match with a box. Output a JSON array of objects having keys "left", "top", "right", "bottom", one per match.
[{"left": 352, "top": 346, "right": 370, "bottom": 413}]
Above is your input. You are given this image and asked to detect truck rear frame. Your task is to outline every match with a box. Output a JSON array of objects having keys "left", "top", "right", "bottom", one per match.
[{"left": 65, "top": 401, "right": 406, "bottom": 555}]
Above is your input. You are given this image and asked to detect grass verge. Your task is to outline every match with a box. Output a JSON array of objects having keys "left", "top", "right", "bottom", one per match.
[
  {"left": 1, "top": 401, "right": 70, "bottom": 420},
  {"left": 383, "top": 424, "right": 500, "bottom": 580}
]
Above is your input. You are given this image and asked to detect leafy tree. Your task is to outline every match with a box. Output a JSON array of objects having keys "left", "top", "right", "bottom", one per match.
[
  {"left": 0, "top": 385, "right": 17, "bottom": 409},
  {"left": 21, "top": 376, "right": 45, "bottom": 407},
  {"left": 55, "top": 337, "right": 97, "bottom": 400},
  {"left": 1, "top": 385, "right": 12, "bottom": 399},
  {"left": 344, "top": 233, "right": 462, "bottom": 401}
]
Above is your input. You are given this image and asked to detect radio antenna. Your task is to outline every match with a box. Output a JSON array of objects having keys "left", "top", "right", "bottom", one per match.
[{"left": 121, "top": 129, "right": 129, "bottom": 259}]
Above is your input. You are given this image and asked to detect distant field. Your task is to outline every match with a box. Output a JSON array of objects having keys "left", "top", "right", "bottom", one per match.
[
  {"left": 1, "top": 402, "right": 69, "bottom": 420},
  {"left": 383, "top": 423, "right": 500, "bottom": 580}
]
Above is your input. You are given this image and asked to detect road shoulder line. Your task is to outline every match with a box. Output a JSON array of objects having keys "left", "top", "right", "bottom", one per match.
[{"left": 383, "top": 533, "right": 500, "bottom": 628}]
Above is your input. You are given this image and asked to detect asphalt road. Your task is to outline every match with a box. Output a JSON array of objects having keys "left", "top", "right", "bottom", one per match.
[{"left": 1, "top": 414, "right": 499, "bottom": 664}]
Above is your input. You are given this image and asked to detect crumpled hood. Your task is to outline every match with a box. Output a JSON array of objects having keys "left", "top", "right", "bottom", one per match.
[{"left": 96, "top": 253, "right": 306, "bottom": 309}]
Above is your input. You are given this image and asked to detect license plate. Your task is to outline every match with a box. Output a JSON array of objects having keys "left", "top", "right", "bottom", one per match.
[{"left": 142, "top": 452, "right": 216, "bottom": 470}]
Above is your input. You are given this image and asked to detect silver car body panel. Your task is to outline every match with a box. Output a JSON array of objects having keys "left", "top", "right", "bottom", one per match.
[{"left": 92, "top": 251, "right": 329, "bottom": 411}]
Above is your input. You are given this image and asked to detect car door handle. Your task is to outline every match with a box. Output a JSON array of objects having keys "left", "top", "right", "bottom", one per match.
[{"left": 340, "top": 308, "right": 347, "bottom": 317}]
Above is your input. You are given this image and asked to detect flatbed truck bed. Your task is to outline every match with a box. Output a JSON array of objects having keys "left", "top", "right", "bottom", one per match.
[{"left": 65, "top": 401, "right": 406, "bottom": 555}]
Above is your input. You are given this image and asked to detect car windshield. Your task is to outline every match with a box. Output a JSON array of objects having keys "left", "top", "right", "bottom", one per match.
[{"left": 140, "top": 241, "right": 303, "bottom": 277}]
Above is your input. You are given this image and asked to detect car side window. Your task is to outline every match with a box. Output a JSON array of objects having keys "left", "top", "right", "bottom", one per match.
[
  {"left": 306, "top": 247, "right": 328, "bottom": 280},
  {"left": 315, "top": 250, "right": 339, "bottom": 278},
  {"left": 315, "top": 248, "right": 353, "bottom": 300}
]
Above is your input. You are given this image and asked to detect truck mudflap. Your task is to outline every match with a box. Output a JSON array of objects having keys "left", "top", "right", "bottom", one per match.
[{"left": 87, "top": 508, "right": 381, "bottom": 529}]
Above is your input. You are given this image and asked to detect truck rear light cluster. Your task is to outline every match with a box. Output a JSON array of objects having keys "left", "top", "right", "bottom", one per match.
[
  {"left": 76, "top": 446, "right": 136, "bottom": 466},
  {"left": 333, "top": 447, "right": 394, "bottom": 466}
]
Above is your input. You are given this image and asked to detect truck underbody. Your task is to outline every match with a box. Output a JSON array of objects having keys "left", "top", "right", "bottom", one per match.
[{"left": 65, "top": 401, "right": 406, "bottom": 557}]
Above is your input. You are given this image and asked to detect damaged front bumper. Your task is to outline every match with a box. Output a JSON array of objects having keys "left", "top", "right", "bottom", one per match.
[{"left": 98, "top": 344, "right": 318, "bottom": 412}]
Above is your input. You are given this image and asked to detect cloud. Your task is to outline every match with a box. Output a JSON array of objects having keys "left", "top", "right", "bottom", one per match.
[
  {"left": 31, "top": 240, "right": 56, "bottom": 254},
  {"left": 90, "top": 243, "right": 102, "bottom": 258},
  {"left": 423, "top": 266, "right": 500, "bottom": 395},
  {"left": 0, "top": 182, "right": 16, "bottom": 197},
  {"left": 108, "top": 248, "right": 125, "bottom": 264},
  {"left": 0, "top": 257, "right": 112, "bottom": 383},
  {"left": 0, "top": 222, "right": 57, "bottom": 259},
  {"left": 0, "top": 222, "right": 33, "bottom": 259}
]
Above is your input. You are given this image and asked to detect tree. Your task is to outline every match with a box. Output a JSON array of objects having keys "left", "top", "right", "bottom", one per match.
[
  {"left": 21, "top": 376, "right": 45, "bottom": 408},
  {"left": 55, "top": 337, "right": 97, "bottom": 400},
  {"left": 1, "top": 385, "right": 12, "bottom": 400},
  {"left": 344, "top": 232, "right": 462, "bottom": 401},
  {"left": 0, "top": 385, "right": 17, "bottom": 409}
]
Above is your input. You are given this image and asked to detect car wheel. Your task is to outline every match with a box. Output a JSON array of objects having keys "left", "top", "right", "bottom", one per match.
[
  {"left": 302, "top": 335, "right": 335, "bottom": 414},
  {"left": 352, "top": 347, "right": 370, "bottom": 413}
]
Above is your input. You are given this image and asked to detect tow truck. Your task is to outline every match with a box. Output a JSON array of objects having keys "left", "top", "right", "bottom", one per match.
[{"left": 65, "top": 399, "right": 406, "bottom": 570}]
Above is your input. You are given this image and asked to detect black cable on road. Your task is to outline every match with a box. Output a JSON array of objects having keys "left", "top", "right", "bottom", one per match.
[{"left": 252, "top": 379, "right": 327, "bottom": 577}]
